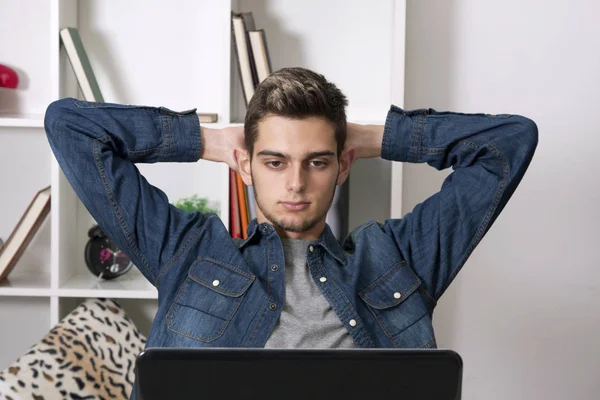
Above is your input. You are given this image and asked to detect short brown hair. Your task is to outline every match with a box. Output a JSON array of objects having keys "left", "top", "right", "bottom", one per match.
[{"left": 244, "top": 67, "right": 348, "bottom": 159}]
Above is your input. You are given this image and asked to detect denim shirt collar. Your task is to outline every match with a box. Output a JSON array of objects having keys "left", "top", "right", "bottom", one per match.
[
  {"left": 317, "top": 223, "right": 346, "bottom": 264},
  {"left": 241, "top": 219, "right": 346, "bottom": 264}
]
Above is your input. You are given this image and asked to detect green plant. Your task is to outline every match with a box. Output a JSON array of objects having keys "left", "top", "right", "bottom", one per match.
[{"left": 173, "top": 194, "right": 219, "bottom": 215}]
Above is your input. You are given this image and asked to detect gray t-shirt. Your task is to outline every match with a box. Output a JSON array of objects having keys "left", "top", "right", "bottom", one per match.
[{"left": 264, "top": 238, "right": 356, "bottom": 348}]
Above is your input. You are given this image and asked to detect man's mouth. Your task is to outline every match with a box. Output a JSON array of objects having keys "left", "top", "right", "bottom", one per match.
[{"left": 280, "top": 201, "right": 311, "bottom": 211}]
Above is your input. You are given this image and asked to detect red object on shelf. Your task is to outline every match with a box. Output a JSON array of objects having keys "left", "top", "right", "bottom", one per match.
[{"left": 0, "top": 64, "right": 19, "bottom": 89}]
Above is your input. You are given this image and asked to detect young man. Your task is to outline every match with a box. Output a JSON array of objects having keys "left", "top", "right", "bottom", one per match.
[{"left": 45, "top": 67, "right": 537, "bottom": 353}]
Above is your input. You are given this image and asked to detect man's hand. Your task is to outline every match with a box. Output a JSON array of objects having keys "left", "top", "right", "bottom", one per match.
[
  {"left": 200, "top": 124, "right": 245, "bottom": 173},
  {"left": 344, "top": 122, "right": 384, "bottom": 159}
]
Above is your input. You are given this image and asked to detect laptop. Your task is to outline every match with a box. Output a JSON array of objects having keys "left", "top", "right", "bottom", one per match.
[{"left": 135, "top": 348, "right": 462, "bottom": 400}]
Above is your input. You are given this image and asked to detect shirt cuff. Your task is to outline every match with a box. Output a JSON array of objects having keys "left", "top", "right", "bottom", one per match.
[
  {"left": 381, "top": 105, "right": 429, "bottom": 163},
  {"left": 158, "top": 106, "right": 202, "bottom": 163}
]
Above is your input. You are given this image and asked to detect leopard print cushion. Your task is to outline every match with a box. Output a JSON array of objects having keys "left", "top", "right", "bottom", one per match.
[{"left": 0, "top": 298, "right": 147, "bottom": 400}]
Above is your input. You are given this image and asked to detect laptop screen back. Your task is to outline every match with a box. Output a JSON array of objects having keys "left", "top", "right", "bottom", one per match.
[{"left": 135, "top": 348, "right": 462, "bottom": 400}]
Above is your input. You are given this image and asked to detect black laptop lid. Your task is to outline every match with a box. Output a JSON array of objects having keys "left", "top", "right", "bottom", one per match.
[{"left": 135, "top": 348, "right": 462, "bottom": 400}]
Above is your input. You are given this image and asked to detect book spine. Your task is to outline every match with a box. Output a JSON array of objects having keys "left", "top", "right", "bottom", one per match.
[
  {"left": 235, "top": 172, "right": 249, "bottom": 239},
  {"left": 229, "top": 169, "right": 242, "bottom": 239},
  {"left": 240, "top": 12, "right": 259, "bottom": 88},
  {"left": 231, "top": 14, "right": 255, "bottom": 106},
  {"left": 0, "top": 193, "right": 50, "bottom": 282},
  {"left": 246, "top": 186, "right": 257, "bottom": 221},
  {"left": 65, "top": 27, "right": 104, "bottom": 102},
  {"left": 249, "top": 30, "right": 272, "bottom": 84}
]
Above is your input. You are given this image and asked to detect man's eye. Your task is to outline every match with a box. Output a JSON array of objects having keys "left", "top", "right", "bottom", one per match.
[
  {"left": 310, "top": 160, "right": 327, "bottom": 168},
  {"left": 266, "top": 161, "right": 284, "bottom": 168}
]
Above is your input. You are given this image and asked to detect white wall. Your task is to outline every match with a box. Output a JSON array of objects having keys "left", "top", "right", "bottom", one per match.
[{"left": 403, "top": 1, "right": 600, "bottom": 399}]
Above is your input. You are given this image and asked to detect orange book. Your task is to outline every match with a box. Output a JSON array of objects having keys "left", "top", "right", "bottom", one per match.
[
  {"left": 229, "top": 170, "right": 242, "bottom": 239},
  {"left": 235, "top": 172, "right": 249, "bottom": 239}
]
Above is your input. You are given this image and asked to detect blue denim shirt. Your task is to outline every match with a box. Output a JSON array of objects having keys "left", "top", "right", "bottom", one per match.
[{"left": 44, "top": 98, "right": 537, "bottom": 393}]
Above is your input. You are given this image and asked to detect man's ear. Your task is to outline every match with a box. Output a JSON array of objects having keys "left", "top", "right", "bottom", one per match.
[
  {"left": 336, "top": 147, "right": 356, "bottom": 186},
  {"left": 235, "top": 148, "right": 253, "bottom": 186}
]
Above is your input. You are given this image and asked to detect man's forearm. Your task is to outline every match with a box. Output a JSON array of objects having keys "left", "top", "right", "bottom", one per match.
[
  {"left": 199, "top": 124, "right": 245, "bottom": 173},
  {"left": 45, "top": 98, "right": 202, "bottom": 164},
  {"left": 346, "top": 122, "right": 384, "bottom": 159},
  {"left": 380, "top": 105, "right": 537, "bottom": 170},
  {"left": 44, "top": 98, "right": 221, "bottom": 287},
  {"left": 200, "top": 126, "right": 228, "bottom": 163}
]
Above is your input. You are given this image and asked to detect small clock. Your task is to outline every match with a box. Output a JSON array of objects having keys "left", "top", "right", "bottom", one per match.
[{"left": 84, "top": 225, "right": 134, "bottom": 279}]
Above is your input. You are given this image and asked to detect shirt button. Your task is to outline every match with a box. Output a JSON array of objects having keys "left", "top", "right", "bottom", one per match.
[
  {"left": 262, "top": 226, "right": 268, "bottom": 233},
  {"left": 319, "top": 277, "right": 327, "bottom": 283},
  {"left": 349, "top": 319, "right": 357, "bottom": 327},
  {"left": 212, "top": 280, "right": 220, "bottom": 287},
  {"left": 393, "top": 292, "right": 402, "bottom": 299},
  {"left": 271, "top": 264, "right": 279, "bottom": 272},
  {"left": 269, "top": 303, "right": 277, "bottom": 311},
  {"left": 309, "top": 245, "right": 314, "bottom": 252}
]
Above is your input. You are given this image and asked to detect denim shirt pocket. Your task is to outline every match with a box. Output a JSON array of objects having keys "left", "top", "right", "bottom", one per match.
[
  {"left": 359, "top": 261, "right": 436, "bottom": 348},
  {"left": 166, "top": 258, "right": 255, "bottom": 343}
]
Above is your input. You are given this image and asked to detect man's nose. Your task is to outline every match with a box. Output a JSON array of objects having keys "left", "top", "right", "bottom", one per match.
[{"left": 286, "top": 164, "right": 306, "bottom": 193}]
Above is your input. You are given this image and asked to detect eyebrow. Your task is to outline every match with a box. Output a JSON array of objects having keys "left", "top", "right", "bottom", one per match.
[{"left": 256, "top": 150, "right": 336, "bottom": 159}]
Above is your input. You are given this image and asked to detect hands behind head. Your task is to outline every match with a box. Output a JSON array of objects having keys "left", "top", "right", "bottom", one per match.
[
  {"left": 344, "top": 122, "right": 384, "bottom": 160},
  {"left": 200, "top": 124, "right": 246, "bottom": 173},
  {"left": 211, "top": 121, "right": 382, "bottom": 175},
  {"left": 221, "top": 125, "right": 246, "bottom": 173}
]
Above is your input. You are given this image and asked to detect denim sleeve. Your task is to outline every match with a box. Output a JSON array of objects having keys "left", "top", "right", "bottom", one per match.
[
  {"left": 44, "top": 97, "right": 216, "bottom": 286},
  {"left": 380, "top": 105, "right": 538, "bottom": 302}
]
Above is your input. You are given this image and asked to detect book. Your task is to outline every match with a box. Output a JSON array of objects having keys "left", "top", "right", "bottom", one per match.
[
  {"left": 0, "top": 186, "right": 51, "bottom": 282},
  {"left": 235, "top": 172, "right": 249, "bottom": 239},
  {"left": 229, "top": 170, "right": 242, "bottom": 239},
  {"left": 239, "top": 12, "right": 259, "bottom": 86},
  {"left": 59, "top": 27, "right": 104, "bottom": 102},
  {"left": 197, "top": 113, "right": 218, "bottom": 123},
  {"left": 231, "top": 13, "right": 256, "bottom": 105},
  {"left": 249, "top": 29, "right": 272, "bottom": 83},
  {"left": 246, "top": 185, "right": 257, "bottom": 221}
]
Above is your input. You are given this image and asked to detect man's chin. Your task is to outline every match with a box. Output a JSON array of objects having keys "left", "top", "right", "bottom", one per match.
[{"left": 270, "top": 215, "right": 319, "bottom": 234}]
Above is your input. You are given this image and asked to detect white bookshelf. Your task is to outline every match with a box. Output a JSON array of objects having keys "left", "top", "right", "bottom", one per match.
[
  {"left": 0, "top": 0, "right": 406, "bottom": 369},
  {"left": 0, "top": 114, "right": 45, "bottom": 128}
]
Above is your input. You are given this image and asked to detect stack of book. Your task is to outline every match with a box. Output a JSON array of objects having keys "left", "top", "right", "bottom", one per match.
[
  {"left": 230, "top": 12, "right": 272, "bottom": 239},
  {"left": 231, "top": 12, "right": 272, "bottom": 106}
]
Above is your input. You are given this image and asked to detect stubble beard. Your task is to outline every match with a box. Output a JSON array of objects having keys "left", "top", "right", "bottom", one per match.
[{"left": 251, "top": 170, "right": 338, "bottom": 234}]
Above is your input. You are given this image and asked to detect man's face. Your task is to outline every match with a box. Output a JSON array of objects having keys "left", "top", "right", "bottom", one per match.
[{"left": 239, "top": 115, "right": 351, "bottom": 240}]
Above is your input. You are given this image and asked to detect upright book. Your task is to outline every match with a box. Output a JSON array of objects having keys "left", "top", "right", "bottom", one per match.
[
  {"left": 0, "top": 186, "right": 51, "bottom": 282},
  {"left": 235, "top": 172, "right": 249, "bottom": 239},
  {"left": 60, "top": 27, "right": 104, "bottom": 102},
  {"left": 231, "top": 12, "right": 257, "bottom": 105},
  {"left": 239, "top": 12, "right": 259, "bottom": 86},
  {"left": 229, "top": 170, "right": 242, "bottom": 239},
  {"left": 249, "top": 29, "right": 272, "bottom": 83}
]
